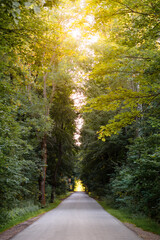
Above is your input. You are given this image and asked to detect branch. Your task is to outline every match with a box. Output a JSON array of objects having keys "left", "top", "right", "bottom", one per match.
[
  {"left": 90, "top": 92, "right": 160, "bottom": 105},
  {"left": 115, "top": 1, "right": 151, "bottom": 16},
  {"left": 43, "top": 52, "right": 56, "bottom": 99},
  {"left": 0, "top": 27, "right": 37, "bottom": 33},
  {"left": 123, "top": 56, "right": 151, "bottom": 60},
  {"left": 105, "top": 71, "right": 141, "bottom": 74}
]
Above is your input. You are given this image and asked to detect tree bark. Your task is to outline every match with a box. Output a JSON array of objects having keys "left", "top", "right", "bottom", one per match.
[
  {"left": 40, "top": 52, "right": 58, "bottom": 205},
  {"left": 51, "top": 185, "right": 56, "bottom": 203},
  {"left": 41, "top": 134, "right": 47, "bottom": 206},
  {"left": 50, "top": 140, "right": 62, "bottom": 203}
]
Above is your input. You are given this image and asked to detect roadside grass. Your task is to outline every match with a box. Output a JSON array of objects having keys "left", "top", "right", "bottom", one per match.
[
  {"left": 0, "top": 192, "right": 71, "bottom": 233},
  {"left": 98, "top": 199, "right": 160, "bottom": 235}
]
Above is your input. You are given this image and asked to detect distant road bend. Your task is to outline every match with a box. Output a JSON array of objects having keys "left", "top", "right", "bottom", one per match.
[{"left": 11, "top": 192, "right": 142, "bottom": 240}]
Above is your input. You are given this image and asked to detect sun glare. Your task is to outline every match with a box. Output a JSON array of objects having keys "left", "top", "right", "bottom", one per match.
[
  {"left": 69, "top": 9, "right": 99, "bottom": 45},
  {"left": 88, "top": 34, "right": 99, "bottom": 44},
  {"left": 71, "top": 28, "right": 81, "bottom": 39},
  {"left": 74, "top": 179, "right": 85, "bottom": 191},
  {"left": 70, "top": 27, "right": 99, "bottom": 45},
  {"left": 71, "top": 91, "right": 85, "bottom": 146},
  {"left": 66, "top": 1, "right": 98, "bottom": 146}
]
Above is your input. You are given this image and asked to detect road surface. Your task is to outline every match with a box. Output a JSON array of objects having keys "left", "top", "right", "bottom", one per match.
[{"left": 11, "top": 192, "right": 142, "bottom": 240}]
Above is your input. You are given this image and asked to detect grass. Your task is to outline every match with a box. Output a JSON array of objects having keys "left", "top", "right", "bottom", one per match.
[
  {"left": 0, "top": 192, "right": 71, "bottom": 233},
  {"left": 98, "top": 199, "right": 160, "bottom": 235}
]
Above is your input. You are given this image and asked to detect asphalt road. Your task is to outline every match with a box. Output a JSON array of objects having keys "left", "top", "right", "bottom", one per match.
[{"left": 11, "top": 192, "right": 142, "bottom": 240}]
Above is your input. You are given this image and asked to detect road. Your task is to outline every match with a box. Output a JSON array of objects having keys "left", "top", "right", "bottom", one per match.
[{"left": 11, "top": 192, "right": 142, "bottom": 240}]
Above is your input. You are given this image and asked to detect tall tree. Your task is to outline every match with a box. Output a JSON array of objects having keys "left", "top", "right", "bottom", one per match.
[
  {"left": 46, "top": 67, "right": 77, "bottom": 201},
  {"left": 84, "top": 0, "right": 160, "bottom": 138},
  {"left": 0, "top": 0, "right": 53, "bottom": 222}
]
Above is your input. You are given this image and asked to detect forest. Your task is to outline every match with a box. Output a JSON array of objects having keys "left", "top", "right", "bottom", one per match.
[{"left": 0, "top": 0, "right": 160, "bottom": 230}]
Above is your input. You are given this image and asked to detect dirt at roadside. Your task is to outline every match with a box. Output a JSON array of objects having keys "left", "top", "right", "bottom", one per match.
[
  {"left": 124, "top": 222, "right": 160, "bottom": 240},
  {"left": 0, "top": 214, "right": 44, "bottom": 240},
  {"left": 0, "top": 215, "right": 159, "bottom": 240}
]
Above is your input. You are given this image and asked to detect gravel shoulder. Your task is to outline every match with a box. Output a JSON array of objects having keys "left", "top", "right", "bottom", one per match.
[{"left": 124, "top": 223, "right": 160, "bottom": 240}]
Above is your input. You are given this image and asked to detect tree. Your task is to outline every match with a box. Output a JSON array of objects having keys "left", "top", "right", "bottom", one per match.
[
  {"left": 80, "top": 80, "right": 131, "bottom": 195},
  {"left": 47, "top": 69, "right": 77, "bottom": 201},
  {"left": 78, "top": 0, "right": 160, "bottom": 221},
  {"left": 0, "top": 0, "right": 58, "bottom": 221},
  {"left": 84, "top": 0, "right": 160, "bottom": 139}
]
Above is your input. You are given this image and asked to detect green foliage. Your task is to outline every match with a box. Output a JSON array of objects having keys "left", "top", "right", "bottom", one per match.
[
  {"left": 1, "top": 0, "right": 160, "bottom": 231},
  {"left": 84, "top": 0, "right": 160, "bottom": 138},
  {"left": 47, "top": 68, "right": 77, "bottom": 198},
  {"left": 9, "top": 202, "right": 40, "bottom": 221},
  {"left": 80, "top": 0, "right": 160, "bottom": 224},
  {"left": 80, "top": 110, "right": 130, "bottom": 196},
  {"left": 111, "top": 134, "right": 160, "bottom": 221},
  {"left": 0, "top": 0, "right": 77, "bottom": 226},
  {"left": 0, "top": 89, "right": 52, "bottom": 224}
]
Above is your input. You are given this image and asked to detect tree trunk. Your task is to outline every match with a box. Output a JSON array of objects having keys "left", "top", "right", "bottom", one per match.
[
  {"left": 136, "top": 83, "right": 143, "bottom": 137},
  {"left": 51, "top": 183, "right": 56, "bottom": 203},
  {"left": 41, "top": 134, "right": 47, "bottom": 206},
  {"left": 50, "top": 140, "right": 62, "bottom": 203},
  {"left": 39, "top": 51, "right": 58, "bottom": 206}
]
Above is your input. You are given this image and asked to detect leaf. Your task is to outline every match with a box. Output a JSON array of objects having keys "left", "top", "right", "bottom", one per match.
[
  {"left": 34, "top": 6, "right": 40, "bottom": 14},
  {"left": 15, "top": 8, "right": 21, "bottom": 15},
  {"left": 13, "top": 1, "right": 20, "bottom": 8},
  {"left": 14, "top": 18, "right": 19, "bottom": 25},
  {"left": 24, "top": 2, "right": 32, "bottom": 8}
]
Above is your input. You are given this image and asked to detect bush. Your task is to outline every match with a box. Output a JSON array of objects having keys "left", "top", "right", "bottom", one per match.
[
  {"left": 9, "top": 202, "right": 40, "bottom": 221},
  {"left": 110, "top": 136, "right": 160, "bottom": 221},
  {"left": 0, "top": 201, "right": 40, "bottom": 228}
]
